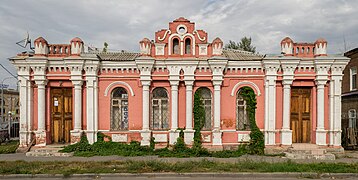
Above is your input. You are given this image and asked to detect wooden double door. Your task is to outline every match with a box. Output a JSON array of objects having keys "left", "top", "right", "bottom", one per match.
[
  {"left": 51, "top": 88, "right": 73, "bottom": 143},
  {"left": 291, "top": 88, "right": 311, "bottom": 143}
]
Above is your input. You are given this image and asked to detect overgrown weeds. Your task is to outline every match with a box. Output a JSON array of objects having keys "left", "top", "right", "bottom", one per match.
[
  {"left": 60, "top": 132, "right": 247, "bottom": 158},
  {"left": 0, "top": 160, "right": 358, "bottom": 174},
  {"left": 0, "top": 140, "right": 18, "bottom": 154}
]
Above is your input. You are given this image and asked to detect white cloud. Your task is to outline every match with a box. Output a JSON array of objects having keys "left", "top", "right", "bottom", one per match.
[{"left": 1, "top": 0, "right": 358, "bottom": 87}]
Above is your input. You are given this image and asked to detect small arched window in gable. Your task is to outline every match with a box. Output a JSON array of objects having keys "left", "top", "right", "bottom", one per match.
[
  {"left": 185, "top": 38, "right": 191, "bottom": 54},
  {"left": 173, "top": 38, "right": 180, "bottom": 55}
]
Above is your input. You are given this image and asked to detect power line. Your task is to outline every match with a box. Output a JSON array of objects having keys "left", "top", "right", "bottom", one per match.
[{"left": 0, "top": 64, "right": 17, "bottom": 78}]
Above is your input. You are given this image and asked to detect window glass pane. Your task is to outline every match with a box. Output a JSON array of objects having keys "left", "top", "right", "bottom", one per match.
[
  {"left": 348, "top": 109, "right": 357, "bottom": 128},
  {"left": 173, "top": 39, "right": 179, "bottom": 54},
  {"left": 237, "top": 93, "right": 250, "bottom": 130},
  {"left": 111, "top": 87, "right": 129, "bottom": 131},
  {"left": 112, "top": 87, "right": 128, "bottom": 98},
  {"left": 151, "top": 88, "right": 169, "bottom": 130},
  {"left": 196, "top": 88, "right": 212, "bottom": 130},
  {"left": 185, "top": 38, "right": 191, "bottom": 54},
  {"left": 353, "top": 74, "right": 357, "bottom": 89}
]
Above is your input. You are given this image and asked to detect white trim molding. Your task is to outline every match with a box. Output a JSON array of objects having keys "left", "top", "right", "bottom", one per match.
[
  {"left": 231, "top": 81, "right": 261, "bottom": 96},
  {"left": 104, "top": 81, "right": 135, "bottom": 97}
]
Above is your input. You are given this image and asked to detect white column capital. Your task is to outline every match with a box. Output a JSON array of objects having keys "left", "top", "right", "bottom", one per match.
[
  {"left": 72, "top": 80, "right": 84, "bottom": 87},
  {"left": 169, "top": 80, "right": 179, "bottom": 87},
  {"left": 282, "top": 80, "right": 293, "bottom": 86},
  {"left": 34, "top": 80, "right": 48, "bottom": 87},
  {"left": 184, "top": 80, "right": 194, "bottom": 87},
  {"left": 315, "top": 80, "right": 327, "bottom": 87}
]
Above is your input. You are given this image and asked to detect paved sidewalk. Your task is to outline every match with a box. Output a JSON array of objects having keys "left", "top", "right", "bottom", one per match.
[{"left": 1, "top": 151, "right": 358, "bottom": 163}]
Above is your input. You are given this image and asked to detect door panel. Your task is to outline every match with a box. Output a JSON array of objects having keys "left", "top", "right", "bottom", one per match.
[
  {"left": 291, "top": 88, "right": 311, "bottom": 143},
  {"left": 51, "top": 88, "right": 72, "bottom": 144}
]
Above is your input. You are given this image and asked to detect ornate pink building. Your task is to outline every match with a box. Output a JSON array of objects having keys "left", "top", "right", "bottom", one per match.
[{"left": 10, "top": 17, "right": 349, "bottom": 150}]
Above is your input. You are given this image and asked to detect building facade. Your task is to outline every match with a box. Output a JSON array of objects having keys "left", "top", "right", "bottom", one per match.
[
  {"left": 0, "top": 89, "right": 19, "bottom": 123},
  {"left": 10, "top": 18, "right": 349, "bottom": 150},
  {"left": 342, "top": 48, "right": 358, "bottom": 148}
]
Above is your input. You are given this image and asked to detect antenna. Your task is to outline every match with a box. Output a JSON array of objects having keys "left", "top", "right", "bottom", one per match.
[{"left": 16, "top": 31, "right": 34, "bottom": 50}]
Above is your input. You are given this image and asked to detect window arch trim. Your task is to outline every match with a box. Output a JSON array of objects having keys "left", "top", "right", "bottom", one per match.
[
  {"left": 231, "top": 81, "right": 261, "bottom": 96},
  {"left": 104, "top": 81, "right": 135, "bottom": 97}
]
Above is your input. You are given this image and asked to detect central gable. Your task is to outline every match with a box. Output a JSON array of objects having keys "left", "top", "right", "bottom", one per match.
[{"left": 139, "top": 17, "right": 223, "bottom": 59}]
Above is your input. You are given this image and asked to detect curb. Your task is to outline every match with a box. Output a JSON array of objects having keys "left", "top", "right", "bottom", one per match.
[{"left": 1, "top": 172, "right": 358, "bottom": 179}]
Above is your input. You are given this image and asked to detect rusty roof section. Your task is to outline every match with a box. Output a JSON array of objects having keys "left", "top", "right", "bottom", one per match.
[
  {"left": 96, "top": 52, "right": 140, "bottom": 61},
  {"left": 222, "top": 49, "right": 265, "bottom": 61}
]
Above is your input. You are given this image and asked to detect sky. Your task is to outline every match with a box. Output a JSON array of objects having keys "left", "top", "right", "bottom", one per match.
[{"left": 0, "top": 0, "right": 357, "bottom": 88}]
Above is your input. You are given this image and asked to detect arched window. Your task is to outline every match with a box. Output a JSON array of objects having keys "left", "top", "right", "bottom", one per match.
[
  {"left": 237, "top": 89, "right": 250, "bottom": 130},
  {"left": 185, "top": 38, "right": 191, "bottom": 54},
  {"left": 151, "top": 88, "right": 169, "bottom": 130},
  {"left": 172, "top": 38, "right": 180, "bottom": 55},
  {"left": 349, "top": 109, "right": 357, "bottom": 128},
  {"left": 111, "top": 87, "right": 128, "bottom": 131},
  {"left": 196, "top": 87, "right": 212, "bottom": 130}
]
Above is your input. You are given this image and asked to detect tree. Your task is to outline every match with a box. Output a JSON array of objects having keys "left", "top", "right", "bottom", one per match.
[{"left": 225, "top": 37, "right": 256, "bottom": 53}]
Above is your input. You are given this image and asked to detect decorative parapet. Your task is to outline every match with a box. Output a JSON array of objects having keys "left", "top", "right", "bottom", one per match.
[
  {"left": 280, "top": 37, "right": 327, "bottom": 58},
  {"left": 139, "top": 38, "right": 152, "bottom": 56},
  {"left": 34, "top": 37, "right": 49, "bottom": 56},
  {"left": 70, "top": 37, "right": 84, "bottom": 55},
  {"left": 212, "top": 37, "right": 223, "bottom": 56}
]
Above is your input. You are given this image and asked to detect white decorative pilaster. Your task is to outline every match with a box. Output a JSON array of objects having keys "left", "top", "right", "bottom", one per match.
[
  {"left": 84, "top": 62, "right": 99, "bottom": 144},
  {"left": 183, "top": 64, "right": 197, "bottom": 145},
  {"left": 17, "top": 66, "right": 31, "bottom": 147},
  {"left": 32, "top": 62, "right": 48, "bottom": 146},
  {"left": 65, "top": 59, "right": 84, "bottom": 144},
  {"left": 136, "top": 57, "right": 154, "bottom": 146},
  {"left": 280, "top": 59, "right": 299, "bottom": 145},
  {"left": 263, "top": 59, "right": 280, "bottom": 145},
  {"left": 30, "top": 61, "right": 48, "bottom": 146},
  {"left": 168, "top": 65, "right": 181, "bottom": 145},
  {"left": 208, "top": 58, "right": 227, "bottom": 146},
  {"left": 314, "top": 59, "right": 333, "bottom": 145},
  {"left": 329, "top": 60, "right": 349, "bottom": 146}
]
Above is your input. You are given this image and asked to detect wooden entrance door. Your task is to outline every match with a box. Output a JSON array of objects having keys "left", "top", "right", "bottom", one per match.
[
  {"left": 291, "top": 88, "right": 311, "bottom": 143},
  {"left": 51, "top": 88, "right": 72, "bottom": 143}
]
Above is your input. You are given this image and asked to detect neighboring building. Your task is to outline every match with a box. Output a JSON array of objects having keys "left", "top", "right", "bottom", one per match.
[
  {"left": 342, "top": 48, "right": 358, "bottom": 148},
  {"left": 0, "top": 88, "right": 19, "bottom": 123},
  {"left": 10, "top": 17, "right": 349, "bottom": 150}
]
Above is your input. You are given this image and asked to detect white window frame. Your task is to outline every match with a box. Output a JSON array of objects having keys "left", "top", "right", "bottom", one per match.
[{"left": 350, "top": 67, "right": 357, "bottom": 91}]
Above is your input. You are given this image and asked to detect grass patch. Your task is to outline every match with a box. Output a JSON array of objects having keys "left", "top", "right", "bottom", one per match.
[
  {"left": 0, "top": 160, "right": 357, "bottom": 174},
  {"left": 0, "top": 141, "right": 19, "bottom": 154}
]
